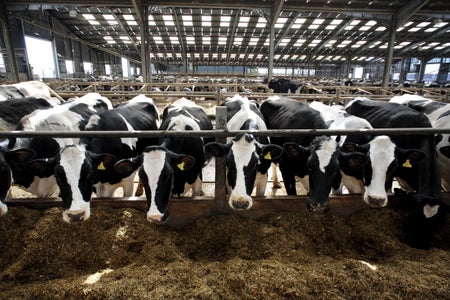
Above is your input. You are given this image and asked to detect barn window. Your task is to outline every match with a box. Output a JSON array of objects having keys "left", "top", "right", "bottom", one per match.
[{"left": 24, "top": 36, "right": 56, "bottom": 80}]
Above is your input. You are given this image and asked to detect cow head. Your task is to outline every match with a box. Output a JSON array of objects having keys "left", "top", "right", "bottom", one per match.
[
  {"left": 283, "top": 136, "right": 344, "bottom": 213},
  {"left": 341, "top": 136, "right": 425, "bottom": 207},
  {"left": 29, "top": 145, "right": 116, "bottom": 223},
  {"left": 0, "top": 147, "right": 35, "bottom": 216},
  {"left": 114, "top": 145, "right": 195, "bottom": 223},
  {"left": 205, "top": 134, "right": 283, "bottom": 210}
]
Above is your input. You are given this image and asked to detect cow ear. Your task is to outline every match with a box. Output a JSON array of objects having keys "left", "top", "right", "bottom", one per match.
[
  {"left": 338, "top": 151, "right": 368, "bottom": 169},
  {"left": 396, "top": 148, "right": 425, "bottom": 168},
  {"left": 91, "top": 153, "right": 117, "bottom": 170},
  {"left": 173, "top": 155, "right": 195, "bottom": 171},
  {"left": 283, "top": 142, "right": 309, "bottom": 159},
  {"left": 260, "top": 144, "right": 283, "bottom": 161},
  {"left": 6, "top": 148, "right": 36, "bottom": 163},
  {"left": 439, "top": 145, "right": 450, "bottom": 159},
  {"left": 114, "top": 156, "right": 141, "bottom": 176},
  {"left": 205, "top": 142, "right": 229, "bottom": 157},
  {"left": 28, "top": 157, "right": 57, "bottom": 177}
]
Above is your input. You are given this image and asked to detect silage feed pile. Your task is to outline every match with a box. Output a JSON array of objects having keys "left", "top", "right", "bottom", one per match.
[{"left": 0, "top": 205, "right": 449, "bottom": 299}]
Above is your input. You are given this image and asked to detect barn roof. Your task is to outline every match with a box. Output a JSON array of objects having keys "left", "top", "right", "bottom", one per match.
[{"left": 3, "top": 0, "right": 450, "bottom": 67}]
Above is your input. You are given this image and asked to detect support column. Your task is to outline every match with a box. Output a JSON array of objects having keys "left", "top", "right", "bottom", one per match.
[
  {"left": 140, "top": 6, "right": 150, "bottom": 83},
  {"left": 382, "top": 13, "right": 398, "bottom": 87},
  {"left": 417, "top": 57, "right": 427, "bottom": 84},
  {"left": 0, "top": 4, "right": 19, "bottom": 82}
]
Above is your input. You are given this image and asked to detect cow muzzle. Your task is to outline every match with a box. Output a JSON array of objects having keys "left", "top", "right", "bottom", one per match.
[
  {"left": 0, "top": 202, "right": 8, "bottom": 216},
  {"left": 366, "top": 196, "right": 388, "bottom": 207},
  {"left": 147, "top": 213, "right": 167, "bottom": 223},
  {"left": 306, "top": 200, "right": 330, "bottom": 214},
  {"left": 229, "top": 195, "right": 253, "bottom": 210},
  {"left": 63, "top": 209, "right": 89, "bottom": 223}
]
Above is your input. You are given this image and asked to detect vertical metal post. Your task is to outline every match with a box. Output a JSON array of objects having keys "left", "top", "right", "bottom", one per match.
[
  {"left": 0, "top": 4, "right": 19, "bottom": 82},
  {"left": 382, "top": 13, "right": 397, "bottom": 87},
  {"left": 214, "top": 106, "right": 228, "bottom": 213}
]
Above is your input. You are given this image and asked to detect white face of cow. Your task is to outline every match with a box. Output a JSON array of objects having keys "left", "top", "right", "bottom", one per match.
[
  {"left": 56, "top": 145, "right": 91, "bottom": 222},
  {"left": 142, "top": 149, "right": 168, "bottom": 222},
  {"left": 227, "top": 135, "right": 258, "bottom": 210},
  {"left": 363, "top": 136, "right": 397, "bottom": 207}
]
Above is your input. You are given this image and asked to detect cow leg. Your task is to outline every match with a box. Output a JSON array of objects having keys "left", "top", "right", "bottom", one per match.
[
  {"left": 271, "top": 163, "right": 282, "bottom": 189},
  {"left": 254, "top": 172, "right": 268, "bottom": 196},
  {"left": 191, "top": 176, "right": 203, "bottom": 197},
  {"left": 122, "top": 177, "right": 135, "bottom": 197}
]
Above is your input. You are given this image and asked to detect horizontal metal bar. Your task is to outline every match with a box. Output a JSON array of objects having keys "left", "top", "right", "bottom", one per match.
[{"left": 0, "top": 128, "right": 449, "bottom": 139}]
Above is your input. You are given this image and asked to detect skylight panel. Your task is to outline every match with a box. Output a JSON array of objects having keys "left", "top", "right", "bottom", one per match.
[
  {"left": 148, "top": 15, "right": 156, "bottom": 26},
  {"left": 220, "top": 16, "right": 230, "bottom": 27},
  {"left": 294, "top": 39, "right": 306, "bottom": 46},
  {"left": 344, "top": 25, "right": 354, "bottom": 30},
  {"left": 163, "top": 15, "right": 174, "bottom": 26},
  {"left": 256, "top": 17, "right": 267, "bottom": 28},
  {"left": 351, "top": 41, "right": 366, "bottom": 48},
  {"left": 283, "top": 54, "right": 290, "bottom": 60},
  {"left": 234, "top": 37, "right": 243, "bottom": 45},
  {"left": 82, "top": 14, "right": 95, "bottom": 20},
  {"left": 107, "top": 21, "right": 118, "bottom": 25},
  {"left": 279, "top": 38, "right": 291, "bottom": 46},
  {"left": 275, "top": 17, "right": 288, "bottom": 28},
  {"left": 408, "top": 27, "right": 420, "bottom": 32},
  {"left": 218, "top": 36, "right": 227, "bottom": 45},
  {"left": 325, "top": 40, "right": 337, "bottom": 47},
  {"left": 203, "top": 36, "right": 211, "bottom": 45},
  {"left": 417, "top": 22, "right": 431, "bottom": 27},
  {"left": 379, "top": 43, "right": 388, "bottom": 49},
  {"left": 182, "top": 15, "right": 193, "bottom": 26},
  {"left": 186, "top": 36, "right": 195, "bottom": 45},
  {"left": 359, "top": 26, "right": 371, "bottom": 31},
  {"left": 309, "top": 24, "right": 320, "bottom": 30},
  {"left": 247, "top": 54, "right": 254, "bottom": 59},
  {"left": 103, "top": 14, "right": 114, "bottom": 20},
  {"left": 127, "top": 21, "right": 138, "bottom": 26},
  {"left": 326, "top": 25, "right": 337, "bottom": 30},
  {"left": 366, "top": 20, "right": 377, "bottom": 26},
  {"left": 375, "top": 26, "right": 386, "bottom": 31},
  {"left": 249, "top": 37, "right": 259, "bottom": 45},
  {"left": 330, "top": 19, "right": 343, "bottom": 25},
  {"left": 313, "top": 19, "right": 325, "bottom": 25},
  {"left": 170, "top": 36, "right": 179, "bottom": 44},
  {"left": 123, "top": 15, "right": 135, "bottom": 21},
  {"left": 337, "top": 40, "right": 352, "bottom": 48},
  {"left": 425, "top": 27, "right": 437, "bottom": 32},
  {"left": 238, "top": 16, "right": 250, "bottom": 27},
  {"left": 153, "top": 36, "right": 164, "bottom": 44},
  {"left": 88, "top": 20, "right": 100, "bottom": 26},
  {"left": 203, "top": 15, "right": 212, "bottom": 27},
  {"left": 434, "top": 21, "right": 448, "bottom": 28},
  {"left": 274, "top": 54, "right": 281, "bottom": 59},
  {"left": 394, "top": 41, "right": 410, "bottom": 49},
  {"left": 350, "top": 20, "right": 361, "bottom": 26},
  {"left": 292, "top": 18, "right": 306, "bottom": 29},
  {"left": 120, "top": 36, "right": 129, "bottom": 40}
]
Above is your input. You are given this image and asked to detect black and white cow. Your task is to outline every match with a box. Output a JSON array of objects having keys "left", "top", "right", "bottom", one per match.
[
  {"left": 114, "top": 98, "right": 213, "bottom": 223},
  {"left": 345, "top": 99, "right": 443, "bottom": 248},
  {"left": 204, "top": 94, "right": 283, "bottom": 210},
  {"left": 267, "top": 78, "right": 302, "bottom": 93},
  {"left": 0, "top": 81, "right": 58, "bottom": 103},
  {"left": 389, "top": 94, "right": 450, "bottom": 191},
  {"left": 310, "top": 101, "right": 398, "bottom": 207},
  {"left": 0, "top": 93, "right": 112, "bottom": 218},
  {"left": 31, "top": 94, "right": 159, "bottom": 222},
  {"left": 0, "top": 97, "right": 57, "bottom": 133},
  {"left": 260, "top": 96, "right": 346, "bottom": 213}
]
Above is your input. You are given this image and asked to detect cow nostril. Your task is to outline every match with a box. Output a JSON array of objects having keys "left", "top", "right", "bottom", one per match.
[
  {"left": 68, "top": 211, "right": 85, "bottom": 222},
  {"left": 306, "top": 201, "right": 330, "bottom": 214},
  {"left": 367, "top": 196, "right": 386, "bottom": 207},
  {"left": 231, "top": 200, "right": 250, "bottom": 210}
]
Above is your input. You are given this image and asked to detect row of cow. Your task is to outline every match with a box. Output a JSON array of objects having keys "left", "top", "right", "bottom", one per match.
[{"left": 0, "top": 81, "right": 448, "bottom": 249}]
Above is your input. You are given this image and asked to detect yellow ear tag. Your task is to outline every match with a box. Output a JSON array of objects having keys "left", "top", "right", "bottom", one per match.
[
  {"left": 177, "top": 162, "right": 185, "bottom": 171},
  {"left": 264, "top": 152, "right": 272, "bottom": 160},
  {"left": 402, "top": 159, "right": 412, "bottom": 168},
  {"left": 97, "top": 161, "right": 106, "bottom": 170}
]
